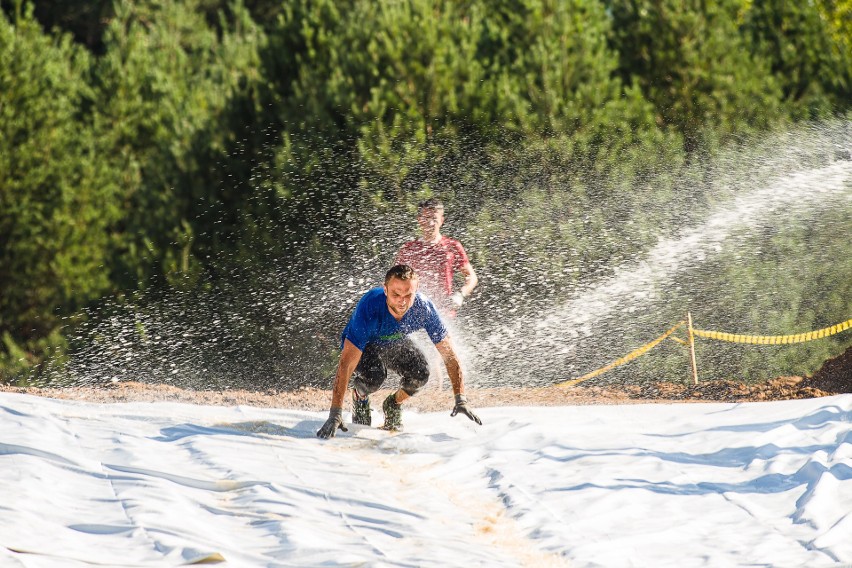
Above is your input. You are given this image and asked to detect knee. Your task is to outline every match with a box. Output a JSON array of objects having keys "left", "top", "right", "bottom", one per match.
[
  {"left": 352, "top": 368, "right": 385, "bottom": 396},
  {"left": 400, "top": 365, "right": 430, "bottom": 396}
]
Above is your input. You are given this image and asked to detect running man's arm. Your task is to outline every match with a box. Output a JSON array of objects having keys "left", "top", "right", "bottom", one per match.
[
  {"left": 317, "top": 339, "right": 364, "bottom": 438},
  {"left": 435, "top": 337, "right": 464, "bottom": 395},
  {"left": 459, "top": 262, "right": 478, "bottom": 298},
  {"left": 330, "top": 339, "right": 363, "bottom": 409},
  {"left": 436, "top": 336, "right": 482, "bottom": 425},
  {"left": 394, "top": 242, "right": 411, "bottom": 267}
]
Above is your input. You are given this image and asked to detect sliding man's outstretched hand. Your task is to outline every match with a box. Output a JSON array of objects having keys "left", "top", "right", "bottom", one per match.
[
  {"left": 317, "top": 408, "right": 348, "bottom": 439},
  {"left": 450, "top": 394, "right": 482, "bottom": 425}
]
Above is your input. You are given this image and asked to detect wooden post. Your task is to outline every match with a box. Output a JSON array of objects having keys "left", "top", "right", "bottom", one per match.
[{"left": 687, "top": 311, "right": 699, "bottom": 385}]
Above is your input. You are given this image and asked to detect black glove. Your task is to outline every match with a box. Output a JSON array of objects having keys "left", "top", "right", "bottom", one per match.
[
  {"left": 317, "top": 407, "right": 348, "bottom": 439},
  {"left": 450, "top": 394, "right": 482, "bottom": 425}
]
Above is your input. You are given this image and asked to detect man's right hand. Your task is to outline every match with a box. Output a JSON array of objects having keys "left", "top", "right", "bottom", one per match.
[
  {"left": 450, "top": 394, "right": 482, "bottom": 425},
  {"left": 317, "top": 408, "right": 348, "bottom": 439}
]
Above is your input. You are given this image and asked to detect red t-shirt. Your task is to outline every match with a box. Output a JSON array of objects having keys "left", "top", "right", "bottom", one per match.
[{"left": 395, "top": 236, "right": 470, "bottom": 303}]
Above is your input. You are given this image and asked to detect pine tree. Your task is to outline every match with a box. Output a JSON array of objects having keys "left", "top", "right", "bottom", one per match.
[{"left": 0, "top": 5, "right": 122, "bottom": 381}]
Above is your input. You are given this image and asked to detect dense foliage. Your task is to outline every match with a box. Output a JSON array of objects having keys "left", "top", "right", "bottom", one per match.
[{"left": 1, "top": 0, "right": 850, "bottom": 386}]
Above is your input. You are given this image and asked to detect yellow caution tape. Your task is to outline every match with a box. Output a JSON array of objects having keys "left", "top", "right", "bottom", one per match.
[
  {"left": 555, "top": 316, "right": 851, "bottom": 388},
  {"left": 556, "top": 321, "right": 686, "bottom": 388},
  {"left": 693, "top": 317, "right": 852, "bottom": 344}
]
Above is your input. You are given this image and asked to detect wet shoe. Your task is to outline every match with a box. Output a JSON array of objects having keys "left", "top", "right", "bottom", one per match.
[
  {"left": 352, "top": 389, "right": 371, "bottom": 426},
  {"left": 381, "top": 393, "right": 403, "bottom": 431}
]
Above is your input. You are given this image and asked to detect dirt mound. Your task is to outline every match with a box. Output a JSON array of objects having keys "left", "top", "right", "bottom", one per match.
[
  {"left": 1, "top": 347, "right": 849, "bottom": 408},
  {"left": 801, "top": 346, "right": 852, "bottom": 393},
  {"left": 617, "top": 346, "right": 852, "bottom": 402},
  {"left": 0, "top": 375, "right": 840, "bottom": 411},
  {"left": 618, "top": 376, "right": 832, "bottom": 402}
]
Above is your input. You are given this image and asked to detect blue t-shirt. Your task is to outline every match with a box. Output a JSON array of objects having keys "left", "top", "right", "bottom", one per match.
[{"left": 341, "top": 287, "right": 448, "bottom": 351}]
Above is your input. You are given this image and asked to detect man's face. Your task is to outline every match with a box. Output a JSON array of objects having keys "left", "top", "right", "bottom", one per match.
[
  {"left": 384, "top": 276, "right": 418, "bottom": 319},
  {"left": 416, "top": 207, "right": 444, "bottom": 239}
]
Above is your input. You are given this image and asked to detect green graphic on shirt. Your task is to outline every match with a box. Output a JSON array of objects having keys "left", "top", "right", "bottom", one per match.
[{"left": 379, "top": 332, "right": 404, "bottom": 341}]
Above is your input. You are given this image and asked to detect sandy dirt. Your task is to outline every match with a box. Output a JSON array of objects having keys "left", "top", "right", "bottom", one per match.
[{"left": 1, "top": 346, "right": 848, "bottom": 411}]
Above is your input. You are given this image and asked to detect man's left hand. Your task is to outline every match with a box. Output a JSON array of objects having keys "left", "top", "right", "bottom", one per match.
[
  {"left": 317, "top": 408, "right": 348, "bottom": 439},
  {"left": 451, "top": 291, "right": 465, "bottom": 307},
  {"left": 450, "top": 394, "right": 482, "bottom": 425}
]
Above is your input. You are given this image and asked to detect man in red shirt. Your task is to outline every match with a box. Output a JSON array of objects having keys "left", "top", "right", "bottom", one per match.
[{"left": 395, "top": 198, "right": 478, "bottom": 316}]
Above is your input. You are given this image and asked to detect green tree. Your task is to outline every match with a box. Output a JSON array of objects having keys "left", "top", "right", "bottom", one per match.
[
  {"left": 606, "top": 0, "right": 785, "bottom": 151},
  {"left": 817, "top": 0, "right": 852, "bottom": 61},
  {"left": 0, "top": 5, "right": 122, "bottom": 381},
  {"left": 0, "top": 0, "right": 114, "bottom": 52},
  {"left": 742, "top": 0, "right": 851, "bottom": 118},
  {"left": 93, "top": 0, "right": 265, "bottom": 290},
  {"left": 260, "top": 0, "right": 679, "bottom": 239}
]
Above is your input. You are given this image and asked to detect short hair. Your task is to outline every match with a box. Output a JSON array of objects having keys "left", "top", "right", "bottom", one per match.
[
  {"left": 385, "top": 264, "right": 418, "bottom": 284},
  {"left": 417, "top": 197, "right": 444, "bottom": 212}
]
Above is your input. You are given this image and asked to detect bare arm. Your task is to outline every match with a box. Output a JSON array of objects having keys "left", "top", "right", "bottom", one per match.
[
  {"left": 329, "top": 339, "right": 363, "bottom": 409},
  {"left": 394, "top": 243, "right": 408, "bottom": 267},
  {"left": 435, "top": 337, "right": 464, "bottom": 396},
  {"left": 459, "top": 262, "right": 478, "bottom": 298},
  {"left": 436, "top": 336, "right": 482, "bottom": 425}
]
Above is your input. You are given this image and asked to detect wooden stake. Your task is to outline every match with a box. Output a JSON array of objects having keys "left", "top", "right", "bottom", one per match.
[{"left": 687, "top": 311, "right": 699, "bottom": 385}]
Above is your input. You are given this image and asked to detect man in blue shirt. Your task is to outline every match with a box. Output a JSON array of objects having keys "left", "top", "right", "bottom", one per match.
[{"left": 317, "top": 264, "right": 482, "bottom": 438}]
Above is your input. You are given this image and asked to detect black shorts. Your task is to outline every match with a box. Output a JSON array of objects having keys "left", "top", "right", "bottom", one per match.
[{"left": 351, "top": 337, "right": 430, "bottom": 396}]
